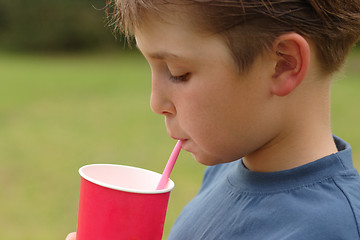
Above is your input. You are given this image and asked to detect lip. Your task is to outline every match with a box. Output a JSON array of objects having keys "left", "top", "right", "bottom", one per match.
[
  {"left": 171, "top": 137, "right": 190, "bottom": 151},
  {"left": 171, "top": 137, "right": 188, "bottom": 145},
  {"left": 171, "top": 136, "right": 187, "bottom": 141}
]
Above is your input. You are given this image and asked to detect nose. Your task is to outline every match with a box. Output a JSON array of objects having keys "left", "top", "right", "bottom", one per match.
[{"left": 150, "top": 74, "right": 176, "bottom": 116}]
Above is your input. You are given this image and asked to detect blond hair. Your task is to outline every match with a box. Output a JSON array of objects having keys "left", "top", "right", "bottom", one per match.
[{"left": 107, "top": 0, "right": 360, "bottom": 74}]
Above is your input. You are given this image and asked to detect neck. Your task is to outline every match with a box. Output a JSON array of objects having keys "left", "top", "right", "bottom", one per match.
[{"left": 243, "top": 79, "right": 338, "bottom": 172}]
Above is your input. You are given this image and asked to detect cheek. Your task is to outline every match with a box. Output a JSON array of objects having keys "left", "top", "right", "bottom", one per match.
[
  {"left": 177, "top": 88, "right": 273, "bottom": 161},
  {"left": 176, "top": 78, "right": 238, "bottom": 131},
  {"left": 178, "top": 98, "right": 241, "bottom": 156}
]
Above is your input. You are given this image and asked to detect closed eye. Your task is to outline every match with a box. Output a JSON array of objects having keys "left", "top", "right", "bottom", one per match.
[{"left": 169, "top": 72, "right": 190, "bottom": 83}]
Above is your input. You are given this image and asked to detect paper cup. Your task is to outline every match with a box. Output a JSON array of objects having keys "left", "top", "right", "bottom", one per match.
[{"left": 76, "top": 164, "right": 175, "bottom": 240}]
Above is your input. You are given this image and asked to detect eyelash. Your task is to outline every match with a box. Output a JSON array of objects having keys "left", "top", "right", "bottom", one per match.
[{"left": 169, "top": 72, "right": 190, "bottom": 82}]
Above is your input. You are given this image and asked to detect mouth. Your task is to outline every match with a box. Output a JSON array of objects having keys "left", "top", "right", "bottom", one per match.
[
  {"left": 171, "top": 137, "right": 190, "bottom": 150},
  {"left": 171, "top": 136, "right": 187, "bottom": 142}
]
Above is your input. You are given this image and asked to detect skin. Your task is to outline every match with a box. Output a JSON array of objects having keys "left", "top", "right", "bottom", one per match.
[
  {"left": 66, "top": 7, "right": 339, "bottom": 240},
  {"left": 65, "top": 232, "right": 76, "bottom": 240},
  {"left": 135, "top": 13, "right": 337, "bottom": 171}
]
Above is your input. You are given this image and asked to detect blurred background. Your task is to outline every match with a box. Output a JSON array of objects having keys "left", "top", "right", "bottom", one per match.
[{"left": 0, "top": 0, "right": 359, "bottom": 239}]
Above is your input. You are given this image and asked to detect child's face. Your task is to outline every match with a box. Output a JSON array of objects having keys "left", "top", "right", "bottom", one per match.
[{"left": 135, "top": 13, "right": 280, "bottom": 165}]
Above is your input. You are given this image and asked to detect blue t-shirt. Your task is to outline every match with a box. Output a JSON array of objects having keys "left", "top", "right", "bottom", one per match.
[{"left": 168, "top": 136, "right": 360, "bottom": 239}]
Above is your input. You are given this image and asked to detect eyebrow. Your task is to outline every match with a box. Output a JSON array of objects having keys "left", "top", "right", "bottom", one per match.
[
  {"left": 136, "top": 44, "right": 180, "bottom": 60},
  {"left": 149, "top": 52, "right": 180, "bottom": 60}
]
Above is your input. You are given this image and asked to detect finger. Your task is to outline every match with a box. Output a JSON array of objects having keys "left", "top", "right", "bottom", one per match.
[{"left": 65, "top": 232, "right": 76, "bottom": 240}]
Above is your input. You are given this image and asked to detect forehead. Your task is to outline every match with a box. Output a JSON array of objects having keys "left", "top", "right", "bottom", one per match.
[
  {"left": 134, "top": 12, "right": 237, "bottom": 72},
  {"left": 134, "top": 16, "right": 204, "bottom": 61},
  {"left": 135, "top": 14, "right": 224, "bottom": 57}
]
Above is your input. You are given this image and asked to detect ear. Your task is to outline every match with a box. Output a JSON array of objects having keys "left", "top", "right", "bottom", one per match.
[{"left": 270, "top": 33, "right": 310, "bottom": 97}]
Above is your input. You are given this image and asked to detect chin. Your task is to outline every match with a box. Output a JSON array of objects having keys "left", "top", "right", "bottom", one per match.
[
  {"left": 192, "top": 153, "right": 229, "bottom": 166},
  {"left": 192, "top": 151, "right": 243, "bottom": 166}
]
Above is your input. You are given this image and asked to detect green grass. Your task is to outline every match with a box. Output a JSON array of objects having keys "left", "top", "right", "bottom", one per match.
[
  {"left": 0, "top": 50, "right": 359, "bottom": 239},
  {"left": 331, "top": 51, "right": 360, "bottom": 170}
]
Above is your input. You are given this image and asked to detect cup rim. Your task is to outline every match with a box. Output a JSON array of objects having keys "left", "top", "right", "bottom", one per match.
[{"left": 79, "top": 164, "right": 175, "bottom": 194}]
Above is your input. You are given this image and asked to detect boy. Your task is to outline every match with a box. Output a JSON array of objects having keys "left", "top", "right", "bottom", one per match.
[{"left": 67, "top": 0, "right": 360, "bottom": 239}]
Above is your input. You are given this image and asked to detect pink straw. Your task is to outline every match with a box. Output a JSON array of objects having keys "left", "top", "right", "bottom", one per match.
[{"left": 156, "top": 140, "right": 182, "bottom": 190}]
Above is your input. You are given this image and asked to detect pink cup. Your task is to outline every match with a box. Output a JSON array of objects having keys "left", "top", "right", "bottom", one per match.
[{"left": 76, "top": 164, "right": 175, "bottom": 240}]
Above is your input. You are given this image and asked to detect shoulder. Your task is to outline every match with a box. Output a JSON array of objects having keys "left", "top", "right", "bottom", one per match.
[
  {"left": 276, "top": 175, "right": 360, "bottom": 239},
  {"left": 332, "top": 173, "right": 360, "bottom": 235}
]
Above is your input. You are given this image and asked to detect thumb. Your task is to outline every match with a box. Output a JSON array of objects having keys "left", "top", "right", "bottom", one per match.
[{"left": 65, "top": 232, "right": 76, "bottom": 240}]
